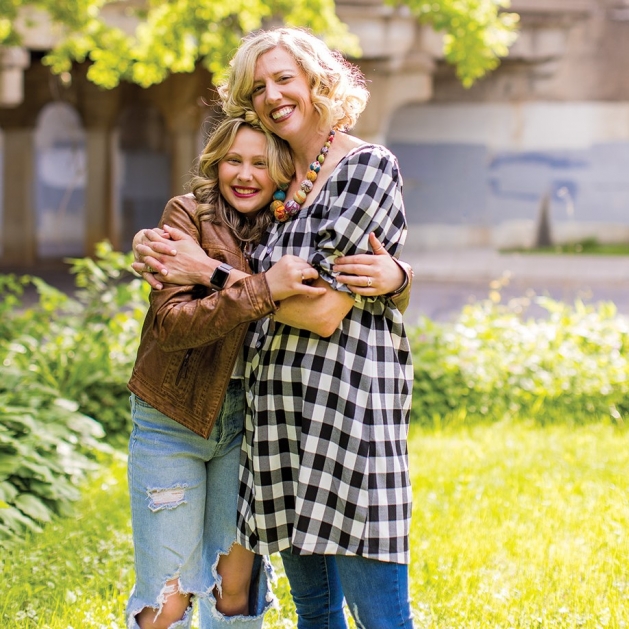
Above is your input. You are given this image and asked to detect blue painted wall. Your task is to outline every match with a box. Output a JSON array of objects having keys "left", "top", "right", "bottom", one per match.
[{"left": 391, "top": 141, "right": 629, "bottom": 227}]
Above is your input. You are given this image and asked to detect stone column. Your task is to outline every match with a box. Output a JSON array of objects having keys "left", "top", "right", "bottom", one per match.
[
  {"left": 79, "top": 79, "right": 120, "bottom": 254},
  {"left": 2, "top": 127, "right": 36, "bottom": 266},
  {"left": 0, "top": 47, "right": 31, "bottom": 108},
  {"left": 336, "top": 1, "right": 437, "bottom": 143},
  {"left": 152, "top": 67, "right": 214, "bottom": 196}
]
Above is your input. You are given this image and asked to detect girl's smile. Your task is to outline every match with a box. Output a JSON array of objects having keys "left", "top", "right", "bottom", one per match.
[{"left": 218, "top": 126, "right": 275, "bottom": 216}]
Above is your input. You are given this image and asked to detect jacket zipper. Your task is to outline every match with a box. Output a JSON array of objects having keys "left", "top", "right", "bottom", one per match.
[{"left": 176, "top": 349, "right": 192, "bottom": 384}]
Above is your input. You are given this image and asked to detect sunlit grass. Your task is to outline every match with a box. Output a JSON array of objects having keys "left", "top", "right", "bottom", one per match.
[
  {"left": 2, "top": 422, "right": 629, "bottom": 628},
  {"left": 409, "top": 421, "right": 629, "bottom": 628},
  {"left": 503, "top": 238, "right": 629, "bottom": 256}
]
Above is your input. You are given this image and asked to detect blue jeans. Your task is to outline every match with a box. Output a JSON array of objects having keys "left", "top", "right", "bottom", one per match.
[
  {"left": 280, "top": 551, "right": 414, "bottom": 628},
  {"left": 126, "top": 381, "right": 272, "bottom": 628}
]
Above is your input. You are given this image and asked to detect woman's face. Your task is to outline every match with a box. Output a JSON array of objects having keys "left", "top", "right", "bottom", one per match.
[
  {"left": 251, "top": 46, "right": 316, "bottom": 142},
  {"left": 218, "top": 126, "right": 276, "bottom": 217}
]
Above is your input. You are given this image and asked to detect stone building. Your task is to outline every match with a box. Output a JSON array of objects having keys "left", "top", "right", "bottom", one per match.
[{"left": 0, "top": 0, "right": 627, "bottom": 268}]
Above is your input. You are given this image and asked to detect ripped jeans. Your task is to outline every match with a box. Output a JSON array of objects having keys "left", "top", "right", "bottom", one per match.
[{"left": 126, "top": 381, "right": 272, "bottom": 628}]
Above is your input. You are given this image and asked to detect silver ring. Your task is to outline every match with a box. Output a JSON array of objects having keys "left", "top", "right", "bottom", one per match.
[{"left": 367, "top": 277, "right": 372, "bottom": 287}]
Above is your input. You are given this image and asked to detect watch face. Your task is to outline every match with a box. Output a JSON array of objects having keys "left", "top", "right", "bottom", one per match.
[{"left": 211, "top": 265, "right": 231, "bottom": 288}]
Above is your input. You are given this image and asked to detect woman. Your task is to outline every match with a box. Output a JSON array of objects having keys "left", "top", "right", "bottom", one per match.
[
  {"left": 127, "top": 117, "right": 326, "bottom": 629},
  {"left": 135, "top": 27, "right": 414, "bottom": 628}
]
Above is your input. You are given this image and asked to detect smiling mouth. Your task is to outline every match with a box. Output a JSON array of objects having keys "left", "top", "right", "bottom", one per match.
[
  {"left": 233, "top": 187, "right": 258, "bottom": 197},
  {"left": 271, "top": 106, "right": 294, "bottom": 121}
]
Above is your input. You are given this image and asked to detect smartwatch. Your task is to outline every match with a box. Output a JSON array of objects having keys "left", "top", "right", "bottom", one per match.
[{"left": 209, "top": 263, "right": 233, "bottom": 289}]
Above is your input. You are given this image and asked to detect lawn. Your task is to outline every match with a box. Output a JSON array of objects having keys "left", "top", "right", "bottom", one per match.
[
  {"left": 502, "top": 238, "right": 629, "bottom": 256},
  {"left": 2, "top": 421, "right": 628, "bottom": 628}
]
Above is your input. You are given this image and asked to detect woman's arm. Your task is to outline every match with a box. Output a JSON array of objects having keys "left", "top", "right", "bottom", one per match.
[{"left": 275, "top": 145, "right": 410, "bottom": 333}]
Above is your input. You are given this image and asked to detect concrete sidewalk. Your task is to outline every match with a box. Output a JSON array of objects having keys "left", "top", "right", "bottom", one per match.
[
  {"left": 405, "top": 248, "right": 629, "bottom": 284},
  {"left": 400, "top": 248, "right": 629, "bottom": 321}
]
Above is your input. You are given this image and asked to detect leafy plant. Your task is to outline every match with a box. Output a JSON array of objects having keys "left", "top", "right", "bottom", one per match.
[
  {"left": 1, "top": 1, "right": 518, "bottom": 90},
  {"left": 0, "top": 366, "right": 109, "bottom": 542},
  {"left": 410, "top": 294, "right": 629, "bottom": 427},
  {"left": 391, "top": 0, "right": 519, "bottom": 86},
  {"left": 0, "top": 242, "right": 147, "bottom": 542},
  {"left": 0, "top": 242, "right": 149, "bottom": 444}
]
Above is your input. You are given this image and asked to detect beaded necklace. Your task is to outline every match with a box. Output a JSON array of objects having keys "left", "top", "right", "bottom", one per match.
[{"left": 270, "top": 129, "right": 336, "bottom": 222}]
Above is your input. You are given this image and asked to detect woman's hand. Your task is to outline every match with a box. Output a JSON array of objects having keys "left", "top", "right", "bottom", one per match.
[
  {"left": 265, "top": 256, "right": 327, "bottom": 301},
  {"left": 132, "top": 225, "right": 216, "bottom": 289},
  {"left": 333, "top": 232, "right": 406, "bottom": 296},
  {"left": 131, "top": 227, "right": 178, "bottom": 290}
]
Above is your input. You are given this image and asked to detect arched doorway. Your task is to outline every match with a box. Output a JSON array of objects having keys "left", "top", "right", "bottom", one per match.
[{"left": 34, "top": 102, "right": 86, "bottom": 258}]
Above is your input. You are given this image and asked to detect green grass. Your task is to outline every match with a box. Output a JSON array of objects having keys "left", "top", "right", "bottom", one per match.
[
  {"left": 503, "top": 238, "right": 629, "bottom": 255},
  {"left": 2, "top": 421, "right": 629, "bottom": 628}
]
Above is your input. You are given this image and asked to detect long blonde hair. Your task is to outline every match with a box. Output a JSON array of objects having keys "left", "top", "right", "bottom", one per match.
[
  {"left": 218, "top": 28, "right": 369, "bottom": 134},
  {"left": 187, "top": 117, "right": 294, "bottom": 245}
]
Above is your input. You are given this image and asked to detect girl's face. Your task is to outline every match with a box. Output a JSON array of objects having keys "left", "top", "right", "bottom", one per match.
[
  {"left": 250, "top": 46, "right": 317, "bottom": 142},
  {"left": 218, "top": 126, "right": 276, "bottom": 217}
]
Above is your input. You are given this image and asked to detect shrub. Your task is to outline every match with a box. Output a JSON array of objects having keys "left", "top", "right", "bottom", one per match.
[
  {"left": 409, "top": 295, "right": 629, "bottom": 427},
  {"left": 0, "top": 365, "right": 109, "bottom": 542},
  {"left": 0, "top": 242, "right": 147, "bottom": 542},
  {"left": 0, "top": 242, "right": 149, "bottom": 446}
]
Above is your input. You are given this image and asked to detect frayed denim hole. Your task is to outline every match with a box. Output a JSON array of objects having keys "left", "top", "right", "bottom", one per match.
[
  {"left": 127, "top": 577, "right": 193, "bottom": 629},
  {"left": 146, "top": 485, "right": 187, "bottom": 512}
]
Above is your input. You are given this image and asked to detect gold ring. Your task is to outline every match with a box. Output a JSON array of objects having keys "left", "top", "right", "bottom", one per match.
[
  {"left": 301, "top": 270, "right": 305, "bottom": 282},
  {"left": 146, "top": 266, "right": 155, "bottom": 273},
  {"left": 367, "top": 277, "right": 372, "bottom": 287}
]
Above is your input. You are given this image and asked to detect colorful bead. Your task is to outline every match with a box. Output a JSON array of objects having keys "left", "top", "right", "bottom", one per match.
[
  {"left": 294, "top": 189, "right": 307, "bottom": 205},
  {"left": 284, "top": 199, "right": 301, "bottom": 214},
  {"left": 270, "top": 130, "right": 336, "bottom": 222}
]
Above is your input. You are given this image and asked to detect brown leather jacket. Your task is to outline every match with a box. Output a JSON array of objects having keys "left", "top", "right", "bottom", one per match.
[
  {"left": 128, "top": 194, "right": 414, "bottom": 439},
  {"left": 128, "top": 194, "right": 278, "bottom": 438}
]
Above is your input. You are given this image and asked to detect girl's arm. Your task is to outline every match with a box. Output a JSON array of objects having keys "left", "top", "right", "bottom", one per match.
[{"left": 140, "top": 200, "right": 325, "bottom": 352}]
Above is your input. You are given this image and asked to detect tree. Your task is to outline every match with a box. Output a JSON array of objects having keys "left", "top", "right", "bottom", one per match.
[
  {"left": 392, "top": 0, "right": 519, "bottom": 87},
  {"left": 0, "top": 0, "right": 518, "bottom": 89}
]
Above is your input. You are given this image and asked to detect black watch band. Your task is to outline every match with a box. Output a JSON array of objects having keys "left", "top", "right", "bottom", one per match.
[{"left": 209, "top": 263, "right": 233, "bottom": 289}]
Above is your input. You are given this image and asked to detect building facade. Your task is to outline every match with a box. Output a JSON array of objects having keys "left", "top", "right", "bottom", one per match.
[{"left": 0, "top": 0, "right": 627, "bottom": 267}]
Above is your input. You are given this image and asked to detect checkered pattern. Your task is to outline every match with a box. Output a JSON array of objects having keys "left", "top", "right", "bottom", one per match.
[{"left": 238, "top": 145, "right": 413, "bottom": 563}]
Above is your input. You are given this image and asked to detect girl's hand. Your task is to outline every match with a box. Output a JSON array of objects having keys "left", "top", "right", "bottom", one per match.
[
  {"left": 265, "top": 256, "right": 326, "bottom": 301},
  {"left": 333, "top": 232, "right": 405, "bottom": 296}
]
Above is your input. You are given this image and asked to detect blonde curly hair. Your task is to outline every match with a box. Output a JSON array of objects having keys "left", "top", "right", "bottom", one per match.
[
  {"left": 218, "top": 28, "right": 369, "bottom": 134},
  {"left": 187, "top": 117, "right": 294, "bottom": 245}
]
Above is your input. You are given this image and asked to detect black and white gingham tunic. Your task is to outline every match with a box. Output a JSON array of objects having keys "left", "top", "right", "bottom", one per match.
[{"left": 238, "top": 144, "right": 413, "bottom": 564}]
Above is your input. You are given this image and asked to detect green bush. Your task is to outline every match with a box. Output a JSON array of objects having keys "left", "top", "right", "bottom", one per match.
[
  {"left": 0, "top": 242, "right": 148, "bottom": 542},
  {"left": 0, "top": 365, "right": 109, "bottom": 542},
  {"left": 410, "top": 295, "right": 629, "bottom": 427},
  {"left": 0, "top": 242, "right": 149, "bottom": 445}
]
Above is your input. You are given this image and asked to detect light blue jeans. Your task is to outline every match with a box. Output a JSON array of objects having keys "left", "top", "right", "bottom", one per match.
[
  {"left": 126, "top": 381, "right": 272, "bottom": 628},
  {"left": 280, "top": 551, "right": 414, "bottom": 629}
]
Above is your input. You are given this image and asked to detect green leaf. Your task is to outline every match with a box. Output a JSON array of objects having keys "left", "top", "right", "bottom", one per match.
[{"left": 14, "top": 494, "right": 53, "bottom": 523}]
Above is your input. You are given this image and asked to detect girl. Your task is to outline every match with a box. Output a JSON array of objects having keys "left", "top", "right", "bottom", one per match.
[{"left": 126, "top": 117, "right": 325, "bottom": 629}]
